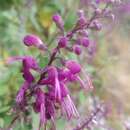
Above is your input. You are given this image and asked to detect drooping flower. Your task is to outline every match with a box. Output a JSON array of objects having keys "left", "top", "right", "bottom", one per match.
[
  {"left": 45, "top": 93, "right": 55, "bottom": 120},
  {"left": 62, "top": 94, "right": 79, "bottom": 120},
  {"left": 34, "top": 88, "right": 46, "bottom": 125},
  {"left": 23, "top": 34, "right": 47, "bottom": 50},
  {"left": 40, "top": 66, "right": 61, "bottom": 101},
  {"left": 16, "top": 81, "right": 30, "bottom": 107},
  {"left": 65, "top": 60, "right": 93, "bottom": 90},
  {"left": 65, "top": 60, "right": 81, "bottom": 74},
  {"left": 22, "top": 56, "right": 40, "bottom": 82},
  {"left": 75, "top": 16, "right": 86, "bottom": 30},
  {"left": 7, "top": 56, "right": 40, "bottom": 82}
]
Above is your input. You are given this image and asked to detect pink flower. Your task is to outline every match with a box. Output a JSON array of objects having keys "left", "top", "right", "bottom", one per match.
[
  {"left": 65, "top": 60, "right": 81, "bottom": 74},
  {"left": 62, "top": 95, "right": 79, "bottom": 120},
  {"left": 34, "top": 89, "right": 46, "bottom": 125},
  {"left": 81, "top": 37, "right": 90, "bottom": 47},
  {"left": 23, "top": 34, "right": 47, "bottom": 50},
  {"left": 16, "top": 81, "right": 29, "bottom": 106},
  {"left": 7, "top": 56, "right": 40, "bottom": 82}
]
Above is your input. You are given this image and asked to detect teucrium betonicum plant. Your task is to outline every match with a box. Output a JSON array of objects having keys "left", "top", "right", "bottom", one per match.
[{"left": 6, "top": 0, "right": 122, "bottom": 130}]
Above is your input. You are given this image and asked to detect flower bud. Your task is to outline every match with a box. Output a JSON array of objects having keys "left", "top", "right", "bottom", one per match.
[
  {"left": 73, "top": 45, "right": 82, "bottom": 55},
  {"left": 65, "top": 60, "right": 81, "bottom": 74},
  {"left": 52, "top": 14, "right": 64, "bottom": 31},
  {"left": 76, "top": 17, "right": 86, "bottom": 28},
  {"left": 77, "top": 10, "right": 85, "bottom": 18},
  {"left": 93, "top": 20, "right": 102, "bottom": 30},
  {"left": 23, "top": 34, "right": 47, "bottom": 50},
  {"left": 81, "top": 37, "right": 90, "bottom": 47},
  {"left": 95, "top": 8, "right": 102, "bottom": 15},
  {"left": 58, "top": 37, "right": 68, "bottom": 48}
]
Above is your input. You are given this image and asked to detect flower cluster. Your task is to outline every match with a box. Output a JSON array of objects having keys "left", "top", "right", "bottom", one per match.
[{"left": 6, "top": 1, "right": 121, "bottom": 130}]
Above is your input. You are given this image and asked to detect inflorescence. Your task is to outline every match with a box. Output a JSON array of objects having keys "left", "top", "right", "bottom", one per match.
[{"left": 6, "top": 0, "right": 121, "bottom": 130}]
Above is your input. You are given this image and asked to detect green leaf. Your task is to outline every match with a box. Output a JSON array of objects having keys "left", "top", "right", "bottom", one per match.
[
  {"left": 0, "top": 118, "right": 4, "bottom": 128},
  {"left": 79, "top": 91, "right": 86, "bottom": 104},
  {"left": 0, "top": 106, "right": 10, "bottom": 113},
  {"left": 32, "top": 110, "right": 39, "bottom": 130},
  {"left": 64, "top": 11, "right": 76, "bottom": 30}
]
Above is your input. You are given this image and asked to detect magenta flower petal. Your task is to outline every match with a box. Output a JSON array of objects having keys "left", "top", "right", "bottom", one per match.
[
  {"left": 7, "top": 56, "right": 39, "bottom": 71},
  {"left": 45, "top": 94, "right": 55, "bottom": 120},
  {"left": 65, "top": 60, "right": 81, "bottom": 74},
  {"left": 76, "top": 73, "right": 94, "bottom": 91},
  {"left": 16, "top": 81, "right": 29, "bottom": 104},
  {"left": 22, "top": 56, "right": 39, "bottom": 82},
  {"left": 62, "top": 95, "right": 79, "bottom": 120},
  {"left": 6, "top": 56, "right": 24, "bottom": 64},
  {"left": 22, "top": 68, "right": 34, "bottom": 82},
  {"left": 40, "top": 103, "right": 46, "bottom": 125},
  {"left": 23, "top": 34, "right": 47, "bottom": 50},
  {"left": 76, "top": 76, "right": 87, "bottom": 90},
  {"left": 85, "top": 74, "right": 94, "bottom": 90},
  {"left": 22, "top": 56, "right": 39, "bottom": 70},
  {"left": 55, "top": 77, "right": 61, "bottom": 101},
  {"left": 47, "top": 67, "right": 62, "bottom": 101},
  {"left": 60, "top": 83, "right": 69, "bottom": 98}
]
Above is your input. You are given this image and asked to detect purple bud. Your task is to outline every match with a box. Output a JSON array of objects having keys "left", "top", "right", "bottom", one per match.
[
  {"left": 77, "top": 17, "right": 86, "bottom": 27},
  {"left": 81, "top": 37, "right": 90, "bottom": 47},
  {"left": 58, "top": 37, "right": 68, "bottom": 48},
  {"left": 60, "top": 83, "right": 69, "bottom": 97},
  {"left": 73, "top": 45, "right": 82, "bottom": 55},
  {"left": 78, "top": 30, "right": 89, "bottom": 37},
  {"left": 65, "top": 60, "right": 81, "bottom": 74},
  {"left": 93, "top": 20, "right": 102, "bottom": 30},
  {"left": 52, "top": 14, "right": 64, "bottom": 31},
  {"left": 95, "top": 8, "right": 102, "bottom": 15},
  {"left": 77, "top": 10, "right": 85, "bottom": 18},
  {"left": 23, "top": 34, "right": 47, "bottom": 50}
]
